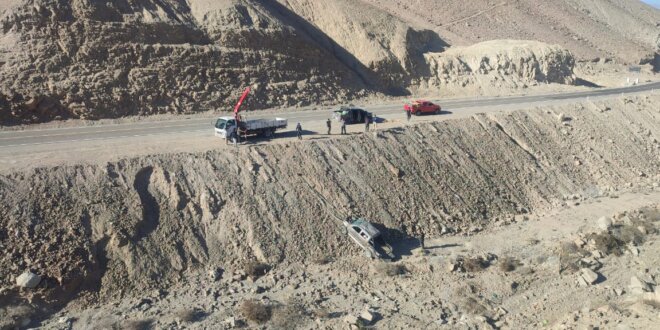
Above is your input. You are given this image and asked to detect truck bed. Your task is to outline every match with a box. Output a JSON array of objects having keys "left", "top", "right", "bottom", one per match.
[{"left": 244, "top": 118, "right": 287, "bottom": 130}]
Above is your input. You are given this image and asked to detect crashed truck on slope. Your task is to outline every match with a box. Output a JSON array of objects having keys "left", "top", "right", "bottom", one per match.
[
  {"left": 214, "top": 87, "right": 288, "bottom": 140},
  {"left": 343, "top": 218, "right": 395, "bottom": 259}
]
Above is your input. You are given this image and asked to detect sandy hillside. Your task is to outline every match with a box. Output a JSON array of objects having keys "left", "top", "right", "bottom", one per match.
[
  {"left": 29, "top": 196, "right": 660, "bottom": 330},
  {"left": 0, "top": 0, "right": 657, "bottom": 125},
  {"left": 0, "top": 94, "right": 658, "bottom": 329},
  {"left": 365, "top": 0, "right": 660, "bottom": 66},
  {"left": 0, "top": 0, "right": 372, "bottom": 124}
]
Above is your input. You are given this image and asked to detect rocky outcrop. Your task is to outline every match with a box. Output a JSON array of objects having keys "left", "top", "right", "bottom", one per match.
[
  {"left": 273, "top": 0, "right": 447, "bottom": 94},
  {"left": 422, "top": 40, "right": 576, "bottom": 90}
]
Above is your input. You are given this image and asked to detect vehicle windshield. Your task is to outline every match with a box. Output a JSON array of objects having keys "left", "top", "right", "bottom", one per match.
[
  {"left": 215, "top": 119, "right": 227, "bottom": 129},
  {"left": 215, "top": 119, "right": 236, "bottom": 129}
]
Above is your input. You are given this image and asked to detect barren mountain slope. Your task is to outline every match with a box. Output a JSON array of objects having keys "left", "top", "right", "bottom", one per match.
[
  {"left": 420, "top": 39, "right": 576, "bottom": 94},
  {"left": 0, "top": 0, "right": 656, "bottom": 125},
  {"left": 365, "top": 0, "right": 660, "bottom": 66},
  {"left": 0, "top": 95, "right": 658, "bottom": 311},
  {"left": 0, "top": 0, "right": 372, "bottom": 124},
  {"left": 272, "top": 0, "right": 447, "bottom": 93}
]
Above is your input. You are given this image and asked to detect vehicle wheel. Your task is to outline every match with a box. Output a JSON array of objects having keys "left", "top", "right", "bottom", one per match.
[
  {"left": 435, "top": 108, "right": 440, "bottom": 115},
  {"left": 415, "top": 110, "right": 421, "bottom": 116},
  {"left": 263, "top": 129, "right": 274, "bottom": 138}
]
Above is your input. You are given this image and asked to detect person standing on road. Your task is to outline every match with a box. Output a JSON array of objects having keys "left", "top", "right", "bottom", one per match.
[
  {"left": 406, "top": 109, "right": 412, "bottom": 122},
  {"left": 296, "top": 122, "right": 303, "bottom": 140},
  {"left": 341, "top": 119, "right": 347, "bottom": 135},
  {"left": 326, "top": 118, "right": 332, "bottom": 135},
  {"left": 364, "top": 116, "right": 370, "bottom": 133},
  {"left": 225, "top": 124, "right": 236, "bottom": 145}
]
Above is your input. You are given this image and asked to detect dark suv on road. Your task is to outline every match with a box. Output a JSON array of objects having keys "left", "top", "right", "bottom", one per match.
[{"left": 333, "top": 106, "right": 373, "bottom": 124}]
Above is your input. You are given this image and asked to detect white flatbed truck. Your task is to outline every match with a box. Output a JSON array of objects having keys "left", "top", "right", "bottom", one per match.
[{"left": 214, "top": 116, "right": 288, "bottom": 139}]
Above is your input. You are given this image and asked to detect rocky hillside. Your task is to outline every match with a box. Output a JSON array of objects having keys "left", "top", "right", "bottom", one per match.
[
  {"left": 0, "top": 0, "right": 655, "bottom": 124},
  {"left": 365, "top": 0, "right": 660, "bottom": 67},
  {"left": 0, "top": 0, "right": 372, "bottom": 124},
  {"left": 0, "top": 95, "right": 658, "bottom": 306},
  {"left": 420, "top": 40, "right": 576, "bottom": 93}
]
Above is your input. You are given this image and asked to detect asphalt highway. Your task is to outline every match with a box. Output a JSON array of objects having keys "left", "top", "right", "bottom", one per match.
[{"left": 0, "top": 81, "right": 658, "bottom": 150}]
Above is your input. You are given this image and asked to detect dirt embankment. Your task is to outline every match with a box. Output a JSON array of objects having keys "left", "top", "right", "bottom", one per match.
[{"left": 0, "top": 95, "right": 658, "bottom": 310}]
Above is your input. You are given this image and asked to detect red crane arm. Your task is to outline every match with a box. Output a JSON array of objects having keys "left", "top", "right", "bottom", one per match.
[{"left": 234, "top": 87, "right": 250, "bottom": 123}]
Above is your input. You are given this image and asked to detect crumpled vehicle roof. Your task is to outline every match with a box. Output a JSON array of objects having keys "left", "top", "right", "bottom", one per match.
[{"left": 350, "top": 218, "right": 381, "bottom": 238}]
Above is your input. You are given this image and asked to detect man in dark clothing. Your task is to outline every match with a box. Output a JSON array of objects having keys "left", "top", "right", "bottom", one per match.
[
  {"left": 226, "top": 125, "right": 237, "bottom": 145},
  {"left": 406, "top": 109, "right": 412, "bottom": 122},
  {"left": 364, "top": 117, "right": 370, "bottom": 133},
  {"left": 296, "top": 122, "right": 302, "bottom": 140},
  {"left": 326, "top": 118, "right": 332, "bottom": 135},
  {"left": 341, "top": 120, "right": 347, "bottom": 135}
]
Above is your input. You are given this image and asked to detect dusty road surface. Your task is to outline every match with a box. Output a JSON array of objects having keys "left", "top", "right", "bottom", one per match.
[{"left": 0, "top": 82, "right": 658, "bottom": 172}]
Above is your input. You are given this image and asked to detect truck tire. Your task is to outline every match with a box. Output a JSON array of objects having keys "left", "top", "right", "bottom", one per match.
[
  {"left": 415, "top": 110, "right": 422, "bottom": 116},
  {"left": 263, "top": 128, "right": 274, "bottom": 138},
  {"left": 435, "top": 108, "right": 440, "bottom": 114}
]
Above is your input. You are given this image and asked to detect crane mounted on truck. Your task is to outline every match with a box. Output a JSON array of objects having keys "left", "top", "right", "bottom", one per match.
[{"left": 214, "top": 87, "right": 288, "bottom": 140}]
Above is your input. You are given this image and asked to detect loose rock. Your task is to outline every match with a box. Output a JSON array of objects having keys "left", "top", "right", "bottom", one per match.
[
  {"left": 597, "top": 216, "right": 612, "bottom": 231},
  {"left": 360, "top": 310, "right": 375, "bottom": 323},
  {"left": 579, "top": 268, "right": 600, "bottom": 285},
  {"left": 344, "top": 314, "right": 359, "bottom": 324},
  {"left": 15, "top": 271, "right": 41, "bottom": 289},
  {"left": 629, "top": 276, "right": 652, "bottom": 294}
]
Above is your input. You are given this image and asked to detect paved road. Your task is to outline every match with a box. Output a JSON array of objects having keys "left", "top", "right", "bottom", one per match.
[{"left": 0, "top": 81, "right": 659, "bottom": 149}]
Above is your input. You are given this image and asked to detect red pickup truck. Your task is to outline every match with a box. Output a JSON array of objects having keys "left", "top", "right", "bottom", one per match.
[{"left": 404, "top": 100, "right": 441, "bottom": 115}]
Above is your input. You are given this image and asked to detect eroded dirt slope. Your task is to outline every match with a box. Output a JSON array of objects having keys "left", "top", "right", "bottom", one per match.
[
  {"left": 2, "top": 0, "right": 655, "bottom": 124},
  {"left": 0, "top": 0, "right": 373, "bottom": 124},
  {"left": 365, "top": 0, "right": 660, "bottom": 66},
  {"left": 31, "top": 198, "right": 660, "bottom": 330},
  {"left": 0, "top": 95, "right": 658, "bottom": 311},
  {"left": 419, "top": 40, "right": 576, "bottom": 94}
]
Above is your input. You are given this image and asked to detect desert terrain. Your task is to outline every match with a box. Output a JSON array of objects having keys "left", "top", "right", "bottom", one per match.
[
  {"left": 1, "top": 93, "right": 659, "bottom": 329},
  {"left": 0, "top": 0, "right": 658, "bottom": 125},
  {"left": 1, "top": 1, "right": 660, "bottom": 330}
]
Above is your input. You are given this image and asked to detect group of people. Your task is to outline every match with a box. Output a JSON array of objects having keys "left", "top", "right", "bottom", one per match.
[
  {"left": 226, "top": 113, "right": 382, "bottom": 144},
  {"left": 293, "top": 115, "right": 378, "bottom": 141},
  {"left": 325, "top": 116, "right": 375, "bottom": 136}
]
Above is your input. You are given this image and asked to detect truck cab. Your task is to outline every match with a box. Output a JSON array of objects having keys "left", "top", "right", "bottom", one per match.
[{"left": 214, "top": 116, "right": 236, "bottom": 138}]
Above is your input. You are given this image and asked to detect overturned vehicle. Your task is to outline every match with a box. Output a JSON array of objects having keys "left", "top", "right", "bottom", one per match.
[{"left": 343, "top": 218, "right": 395, "bottom": 259}]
